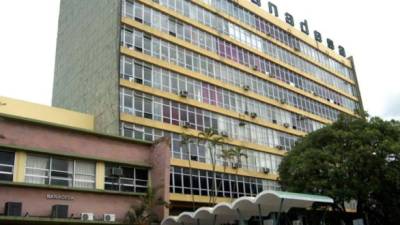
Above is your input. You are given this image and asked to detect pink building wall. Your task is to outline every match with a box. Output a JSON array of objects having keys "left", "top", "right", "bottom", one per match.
[{"left": 0, "top": 117, "right": 171, "bottom": 222}]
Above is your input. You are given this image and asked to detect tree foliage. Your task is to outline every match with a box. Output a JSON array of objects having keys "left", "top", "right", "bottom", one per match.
[
  {"left": 278, "top": 114, "right": 400, "bottom": 225},
  {"left": 126, "top": 185, "right": 168, "bottom": 225}
]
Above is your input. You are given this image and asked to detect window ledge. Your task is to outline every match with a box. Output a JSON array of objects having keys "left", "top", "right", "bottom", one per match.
[{"left": 0, "top": 181, "right": 146, "bottom": 197}]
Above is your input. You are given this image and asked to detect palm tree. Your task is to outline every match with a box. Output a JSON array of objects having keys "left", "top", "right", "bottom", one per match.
[
  {"left": 126, "top": 185, "right": 168, "bottom": 225},
  {"left": 198, "top": 128, "right": 224, "bottom": 204},
  {"left": 216, "top": 148, "right": 234, "bottom": 202},
  {"left": 218, "top": 148, "right": 234, "bottom": 172},
  {"left": 229, "top": 146, "right": 248, "bottom": 202},
  {"left": 180, "top": 133, "right": 196, "bottom": 210}
]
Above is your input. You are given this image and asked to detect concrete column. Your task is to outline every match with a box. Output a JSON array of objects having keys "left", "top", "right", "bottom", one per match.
[
  {"left": 13, "top": 151, "right": 27, "bottom": 182},
  {"left": 96, "top": 161, "right": 105, "bottom": 190}
]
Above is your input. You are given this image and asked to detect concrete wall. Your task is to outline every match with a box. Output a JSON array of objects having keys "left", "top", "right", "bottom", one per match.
[
  {"left": 0, "top": 117, "right": 172, "bottom": 222},
  {"left": 52, "top": 0, "right": 121, "bottom": 135},
  {"left": 0, "top": 96, "right": 94, "bottom": 131},
  {"left": 151, "top": 137, "right": 172, "bottom": 220},
  {"left": 0, "top": 186, "right": 140, "bottom": 221},
  {"left": 0, "top": 118, "right": 150, "bottom": 165}
]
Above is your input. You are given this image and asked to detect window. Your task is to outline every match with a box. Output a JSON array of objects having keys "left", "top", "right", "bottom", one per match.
[
  {"left": 170, "top": 166, "right": 280, "bottom": 198},
  {"left": 25, "top": 154, "right": 95, "bottom": 189},
  {"left": 0, "top": 150, "right": 14, "bottom": 181},
  {"left": 50, "top": 157, "right": 73, "bottom": 186},
  {"left": 105, "top": 164, "right": 148, "bottom": 193}
]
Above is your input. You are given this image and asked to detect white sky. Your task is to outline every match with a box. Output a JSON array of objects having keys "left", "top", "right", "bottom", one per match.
[{"left": 0, "top": 0, "right": 399, "bottom": 120}]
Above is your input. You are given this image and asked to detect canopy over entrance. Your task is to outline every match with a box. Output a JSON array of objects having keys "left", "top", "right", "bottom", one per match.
[{"left": 161, "top": 191, "right": 334, "bottom": 225}]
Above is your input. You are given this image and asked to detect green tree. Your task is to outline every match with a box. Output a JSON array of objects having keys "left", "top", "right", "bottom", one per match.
[
  {"left": 229, "top": 146, "right": 248, "bottom": 201},
  {"left": 219, "top": 148, "right": 234, "bottom": 171},
  {"left": 126, "top": 185, "right": 168, "bottom": 225},
  {"left": 278, "top": 113, "right": 400, "bottom": 225},
  {"left": 198, "top": 128, "right": 224, "bottom": 204}
]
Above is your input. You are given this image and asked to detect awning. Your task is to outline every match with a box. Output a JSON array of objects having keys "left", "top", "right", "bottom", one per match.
[{"left": 161, "top": 190, "right": 334, "bottom": 225}]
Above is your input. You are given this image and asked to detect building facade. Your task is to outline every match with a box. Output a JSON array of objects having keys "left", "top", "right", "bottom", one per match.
[
  {"left": 52, "top": 0, "right": 363, "bottom": 213},
  {"left": 0, "top": 96, "right": 171, "bottom": 224}
]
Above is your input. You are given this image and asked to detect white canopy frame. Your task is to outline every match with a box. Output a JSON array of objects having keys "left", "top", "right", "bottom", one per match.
[{"left": 161, "top": 191, "right": 334, "bottom": 225}]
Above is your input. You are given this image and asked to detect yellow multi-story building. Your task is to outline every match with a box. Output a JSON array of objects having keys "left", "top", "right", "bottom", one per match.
[{"left": 52, "top": 0, "right": 363, "bottom": 213}]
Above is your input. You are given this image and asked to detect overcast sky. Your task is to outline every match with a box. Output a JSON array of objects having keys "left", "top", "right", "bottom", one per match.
[{"left": 0, "top": 0, "right": 399, "bottom": 120}]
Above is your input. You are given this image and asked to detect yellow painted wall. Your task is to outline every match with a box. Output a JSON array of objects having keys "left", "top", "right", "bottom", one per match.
[
  {"left": 171, "top": 158, "right": 279, "bottom": 180},
  {"left": 13, "top": 151, "right": 27, "bottom": 182},
  {"left": 120, "top": 79, "right": 306, "bottom": 137},
  {"left": 121, "top": 113, "right": 286, "bottom": 156},
  {"left": 96, "top": 161, "right": 105, "bottom": 190},
  {"left": 120, "top": 20, "right": 357, "bottom": 116},
  {"left": 170, "top": 193, "right": 231, "bottom": 204},
  {"left": 0, "top": 96, "right": 94, "bottom": 131}
]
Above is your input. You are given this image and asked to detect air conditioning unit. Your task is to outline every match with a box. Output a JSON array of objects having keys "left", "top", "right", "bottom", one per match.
[
  {"left": 239, "top": 121, "right": 246, "bottom": 126},
  {"left": 252, "top": 65, "right": 258, "bottom": 71},
  {"left": 242, "top": 85, "right": 250, "bottom": 91},
  {"left": 292, "top": 125, "right": 297, "bottom": 130},
  {"left": 264, "top": 219, "right": 275, "bottom": 225},
  {"left": 111, "top": 167, "right": 123, "bottom": 177},
  {"left": 272, "top": 119, "right": 277, "bottom": 124},
  {"left": 123, "top": 124, "right": 133, "bottom": 130},
  {"left": 262, "top": 167, "right": 270, "bottom": 174},
  {"left": 179, "top": 90, "right": 188, "bottom": 97},
  {"left": 244, "top": 110, "right": 250, "bottom": 115},
  {"left": 220, "top": 131, "right": 229, "bottom": 137},
  {"left": 81, "top": 213, "right": 94, "bottom": 221},
  {"left": 289, "top": 82, "right": 295, "bottom": 87},
  {"left": 353, "top": 218, "right": 364, "bottom": 225},
  {"left": 297, "top": 115, "right": 306, "bottom": 121},
  {"left": 52, "top": 205, "right": 69, "bottom": 219},
  {"left": 129, "top": 77, "right": 135, "bottom": 82},
  {"left": 276, "top": 145, "right": 284, "bottom": 150},
  {"left": 283, "top": 123, "right": 290, "bottom": 128},
  {"left": 292, "top": 220, "right": 303, "bottom": 225},
  {"left": 328, "top": 98, "right": 335, "bottom": 104},
  {"left": 104, "top": 214, "right": 116, "bottom": 222},
  {"left": 232, "top": 162, "right": 241, "bottom": 169},
  {"left": 250, "top": 112, "right": 257, "bottom": 118},
  {"left": 180, "top": 121, "right": 191, "bottom": 128},
  {"left": 124, "top": 108, "right": 133, "bottom": 114},
  {"left": 311, "top": 91, "right": 318, "bottom": 96},
  {"left": 265, "top": 71, "right": 270, "bottom": 76}
]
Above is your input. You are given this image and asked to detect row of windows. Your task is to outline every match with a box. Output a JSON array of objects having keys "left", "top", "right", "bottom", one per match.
[
  {"left": 122, "top": 0, "right": 358, "bottom": 106},
  {"left": 126, "top": 0, "right": 356, "bottom": 97},
  {"left": 120, "top": 27, "right": 350, "bottom": 121},
  {"left": 105, "top": 164, "right": 148, "bottom": 193},
  {"left": 0, "top": 150, "right": 148, "bottom": 193},
  {"left": 197, "top": 0, "right": 355, "bottom": 81},
  {"left": 221, "top": 21, "right": 356, "bottom": 96},
  {"left": 120, "top": 56, "right": 325, "bottom": 133},
  {"left": 120, "top": 88, "right": 298, "bottom": 150},
  {"left": 170, "top": 166, "right": 280, "bottom": 198},
  {"left": 120, "top": 122, "right": 284, "bottom": 174},
  {"left": 25, "top": 154, "right": 96, "bottom": 188}
]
